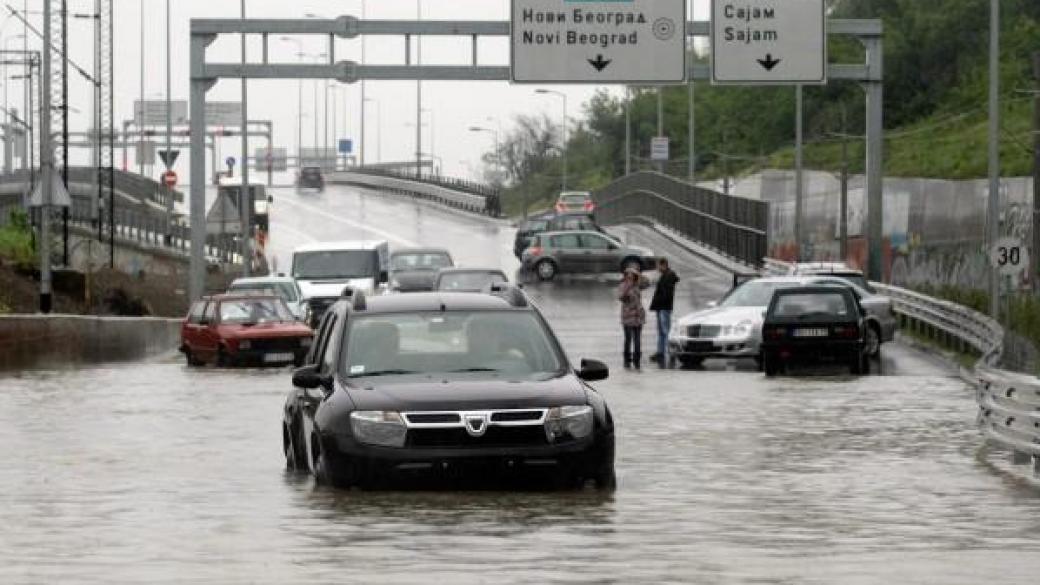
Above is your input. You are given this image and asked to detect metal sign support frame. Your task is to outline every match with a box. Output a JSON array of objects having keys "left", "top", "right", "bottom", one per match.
[{"left": 189, "top": 17, "right": 883, "bottom": 300}]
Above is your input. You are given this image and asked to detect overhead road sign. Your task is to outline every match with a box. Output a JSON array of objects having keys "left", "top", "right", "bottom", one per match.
[
  {"left": 711, "top": 0, "right": 827, "bottom": 85},
  {"left": 511, "top": 0, "right": 687, "bottom": 84}
]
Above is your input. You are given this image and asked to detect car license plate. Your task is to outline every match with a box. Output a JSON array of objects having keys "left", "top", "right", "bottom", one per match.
[
  {"left": 263, "top": 352, "right": 295, "bottom": 363},
  {"left": 792, "top": 328, "right": 829, "bottom": 338}
]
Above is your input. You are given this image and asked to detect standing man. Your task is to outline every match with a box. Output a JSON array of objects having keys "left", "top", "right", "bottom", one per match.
[{"left": 650, "top": 258, "right": 680, "bottom": 367}]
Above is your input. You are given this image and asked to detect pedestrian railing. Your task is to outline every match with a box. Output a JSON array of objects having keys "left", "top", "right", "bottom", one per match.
[
  {"left": 329, "top": 171, "right": 501, "bottom": 217},
  {"left": 0, "top": 169, "right": 236, "bottom": 263},
  {"left": 762, "top": 256, "right": 1038, "bottom": 477},
  {"left": 595, "top": 172, "right": 769, "bottom": 268}
]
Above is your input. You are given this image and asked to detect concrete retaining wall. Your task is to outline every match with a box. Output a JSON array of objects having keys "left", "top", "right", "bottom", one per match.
[{"left": 0, "top": 315, "right": 181, "bottom": 370}]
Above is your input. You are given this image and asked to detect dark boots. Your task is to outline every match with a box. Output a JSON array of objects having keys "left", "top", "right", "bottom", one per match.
[{"left": 633, "top": 353, "right": 641, "bottom": 370}]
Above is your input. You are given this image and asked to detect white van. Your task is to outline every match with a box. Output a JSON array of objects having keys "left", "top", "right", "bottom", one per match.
[{"left": 291, "top": 241, "right": 389, "bottom": 327}]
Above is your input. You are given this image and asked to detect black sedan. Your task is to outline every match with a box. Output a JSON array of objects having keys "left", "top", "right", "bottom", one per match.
[
  {"left": 297, "top": 166, "right": 325, "bottom": 191},
  {"left": 760, "top": 286, "right": 871, "bottom": 377},
  {"left": 282, "top": 287, "right": 616, "bottom": 490}
]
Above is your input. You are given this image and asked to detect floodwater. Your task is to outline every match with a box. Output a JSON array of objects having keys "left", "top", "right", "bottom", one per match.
[{"left": 2, "top": 186, "right": 1038, "bottom": 584}]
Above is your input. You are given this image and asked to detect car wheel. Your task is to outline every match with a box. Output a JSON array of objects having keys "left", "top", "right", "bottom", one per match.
[
  {"left": 763, "top": 356, "right": 780, "bottom": 377},
  {"left": 184, "top": 349, "right": 203, "bottom": 367},
  {"left": 850, "top": 354, "right": 865, "bottom": 376},
  {"left": 283, "top": 422, "right": 306, "bottom": 472},
  {"left": 594, "top": 465, "right": 617, "bottom": 491},
  {"left": 536, "top": 260, "right": 558, "bottom": 281},
  {"left": 678, "top": 356, "right": 705, "bottom": 369},
  {"left": 865, "top": 324, "right": 881, "bottom": 359},
  {"left": 621, "top": 257, "right": 642, "bottom": 274},
  {"left": 217, "top": 347, "right": 232, "bottom": 368}
]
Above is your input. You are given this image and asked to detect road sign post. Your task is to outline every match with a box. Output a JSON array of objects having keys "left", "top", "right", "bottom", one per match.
[
  {"left": 511, "top": 0, "right": 687, "bottom": 84},
  {"left": 711, "top": 0, "right": 826, "bottom": 85}
]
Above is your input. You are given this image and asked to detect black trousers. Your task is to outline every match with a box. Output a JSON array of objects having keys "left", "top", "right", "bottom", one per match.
[{"left": 623, "top": 325, "right": 642, "bottom": 364}]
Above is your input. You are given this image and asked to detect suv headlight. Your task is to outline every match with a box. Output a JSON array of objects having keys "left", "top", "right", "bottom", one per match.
[
  {"left": 545, "top": 405, "right": 594, "bottom": 443},
  {"left": 350, "top": 411, "right": 407, "bottom": 448}
]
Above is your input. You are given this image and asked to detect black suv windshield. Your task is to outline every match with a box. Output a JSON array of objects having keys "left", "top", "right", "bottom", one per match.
[
  {"left": 342, "top": 311, "right": 565, "bottom": 379},
  {"left": 293, "top": 251, "right": 378, "bottom": 280}
]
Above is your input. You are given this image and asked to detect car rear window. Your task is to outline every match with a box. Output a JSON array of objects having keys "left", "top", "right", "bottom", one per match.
[
  {"left": 772, "top": 293, "right": 852, "bottom": 318},
  {"left": 562, "top": 194, "right": 589, "bottom": 204},
  {"left": 437, "top": 271, "right": 508, "bottom": 291}
]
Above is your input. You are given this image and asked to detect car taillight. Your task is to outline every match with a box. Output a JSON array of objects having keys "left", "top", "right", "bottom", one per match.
[
  {"left": 584, "top": 201, "right": 595, "bottom": 212},
  {"left": 832, "top": 325, "right": 860, "bottom": 339},
  {"left": 764, "top": 327, "right": 786, "bottom": 340},
  {"left": 528, "top": 247, "right": 543, "bottom": 257}
]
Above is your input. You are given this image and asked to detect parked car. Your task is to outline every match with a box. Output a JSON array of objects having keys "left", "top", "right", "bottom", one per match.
[
  {"left": 788, "top": 262, "right": 875, "bottom": 293},
  {"left": 521, "top": 231, "right": 655, "bottom": 281},
  {"left": 292, "top": 241, "right": 390, "bottom": 328},
  {"left": 434, "top": 268, "right": 510, "bottom": 293},
  {"left": 760, "top": 285, "right": 872, "bottom": 377},
  {"left": 227, "top": 276, "right": 306, "bottom": 321},
  {"left": 282, "top": 286, "right": 616, "bottom": 490},
  {"left": 668, "top": 276, "right": 893, "bottom": 369},
  {"left": 555, "top": 191, "right": 596, "bottom": 216},
  {"left": 513, "top": 212, "right": 556, "bottom": 259},
  {"left": 297, "top": 166, "right": 325, "bottom": 191},
  {"left": 389, "top": 248, "right": 455, "bottom": 293},
  {"left": 180, "top": 294, "right": 313, "bottom": 367}
]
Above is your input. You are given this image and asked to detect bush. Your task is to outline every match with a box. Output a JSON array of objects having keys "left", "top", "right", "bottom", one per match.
[{"left": 0, "top": 209, "right": 35, "bottom": 269}]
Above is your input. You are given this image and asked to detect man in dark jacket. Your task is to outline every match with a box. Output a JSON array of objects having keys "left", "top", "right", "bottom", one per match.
[{"left": 649, "top": 258, "right": 680, "bottom": 366}]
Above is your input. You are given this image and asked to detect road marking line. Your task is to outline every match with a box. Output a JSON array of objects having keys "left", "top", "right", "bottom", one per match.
[{"left": 276, "top": 197, "right": 419, "bottom": 247}]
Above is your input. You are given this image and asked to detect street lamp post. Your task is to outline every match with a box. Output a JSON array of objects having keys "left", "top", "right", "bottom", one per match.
[
  {"left": 421, "top": 107, "right": 435, "bottom": 174},
  {"left": 240, "top": 0, "right": 251, "bottom": 276},
  {"left": 364, "top": 97, "right": 381, "bottom": 163},
  {"left": 535, "top": 89, "right": 568, "bottom": 192},
  {"left": 359, "top": 0, "right": 367, "bottom": 167},
  {"left": 279, "top": 37, "right": 303, "bottom": 169},
  {"left": 470, "top": 125, "right": 510, "bottom": 213}
]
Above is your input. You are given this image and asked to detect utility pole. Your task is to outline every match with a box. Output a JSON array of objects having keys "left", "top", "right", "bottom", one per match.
[
  {"left": 240, "top": 0, "right": 251, "bottom": 277},
  {"left": 1031, "top": 52, "right": 1040, "bottom": 294},
  {"left": 359, "top": 0, "right": 366, "bottom": 167},
  {"left": 415, "top": 0, "right": 423, "bottom": 178},
  {"left": 624, "top": 87, "right": 631, "bottom": 175},
  {"left": 164, "top": 0, "right": 173, "bottom": 244},
  {"left": 40, "top": 1, "right": 53, "bottom": 313},
  {"left": 657, "top": 87, "right": 664, "bottom": 174},
  {"left": 795, "top": 85, "right": 805, "bottom": 262},
  {"left": 138, "top": 1, "right": 144, "bottom": 177},
  {"left": 840, "top": 106, "right": 850, "bottom": 262},
  {"left": 987, "top": 0, "right": 1001, "bottom": 318},
  {"left": 688, "top": 80, "right": 695, "bottom": 183}
]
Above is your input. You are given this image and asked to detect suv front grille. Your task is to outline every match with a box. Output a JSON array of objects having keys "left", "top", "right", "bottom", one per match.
[{"left": 407, "top": 426, "right": 548, "bottom": 448}]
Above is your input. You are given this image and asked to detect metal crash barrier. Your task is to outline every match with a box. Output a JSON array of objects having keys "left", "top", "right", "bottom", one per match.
[
  {"left": 764, "top": 257, "right": 1039, "bottom": 476},
  {"left": 329, "top": 170, "right": 501, "bottom": 217}
]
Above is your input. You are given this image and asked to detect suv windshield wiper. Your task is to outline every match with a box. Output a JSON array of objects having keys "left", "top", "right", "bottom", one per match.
[
  {"left": 350, "top": 369, "right": 419, "bottom": 378},
  {"left": 448, "top": 367, "right": 501, "bottom": 373}
]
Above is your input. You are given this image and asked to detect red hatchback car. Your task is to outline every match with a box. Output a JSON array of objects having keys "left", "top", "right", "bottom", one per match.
[{"left": 180, "top": 294, "right": 313, "bottom": 367}]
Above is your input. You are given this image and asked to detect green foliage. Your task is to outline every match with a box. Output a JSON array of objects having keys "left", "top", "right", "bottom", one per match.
[{"left": 0, "top": 209, "right": 34, "bottom": 269}]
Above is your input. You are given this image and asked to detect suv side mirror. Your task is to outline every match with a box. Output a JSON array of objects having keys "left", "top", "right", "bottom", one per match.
[
  {"left": 293, "top": 364, "right": 332, "bottom": 392},
  {"left": 578, "top": 359, "right": 610, "bottom": 382}
]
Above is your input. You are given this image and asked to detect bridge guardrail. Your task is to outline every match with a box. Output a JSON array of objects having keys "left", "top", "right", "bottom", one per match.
[
  {"left": 0, "top": 170, "right": 236, "bottom": 264},
  {"left": 595, "top": 172, "right": 769, "bottom": 268},
  {"left": 763, "top": 257, "right": 1038, "bottom": 477},
  {"left": 329, "top": 171, "right": 500, "bottom": 217},
  {"left": 0, "top": 167, "right": 182, "bottom": 209}
]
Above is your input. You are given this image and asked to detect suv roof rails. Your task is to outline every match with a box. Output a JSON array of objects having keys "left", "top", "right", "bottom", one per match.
[
  {"left": 484, "top": 283, "right": 528, "bottom": 308},
  {"left": 341, "top": 286, "right": 368, "bottom": 311}
]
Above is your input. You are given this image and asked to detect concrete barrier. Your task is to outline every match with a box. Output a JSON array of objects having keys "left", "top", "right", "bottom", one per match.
[{"left": 0, "top": 315, "right": 182, "bottom": 370}]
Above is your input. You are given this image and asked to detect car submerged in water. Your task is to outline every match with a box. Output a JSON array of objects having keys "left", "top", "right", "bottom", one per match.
[
  {"left": 180, "top": 294, "right": 313, "bottom": 367},
  {"left": 281, "top": 286, "right": 616, "bottom": 490}
]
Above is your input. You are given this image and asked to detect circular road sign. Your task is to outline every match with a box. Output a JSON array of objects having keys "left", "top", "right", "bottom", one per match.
[
  {"left": 990, "top": 237, "right": 1030, "bottom": 276},
  {"left": 162, "top": 170, "right": 178, "bottom": 188}
]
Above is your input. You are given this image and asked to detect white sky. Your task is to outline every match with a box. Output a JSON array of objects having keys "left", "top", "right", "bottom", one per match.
[{"left": 1, "top": 0, "right": 712, "bottom": 180}]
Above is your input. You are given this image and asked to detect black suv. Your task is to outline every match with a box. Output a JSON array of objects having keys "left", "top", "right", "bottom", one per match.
[
  {"left": 282, "top": 286, "right": 616, "bottom": 490},
  {"left": 297, "top": 166, "right": 325, "bottom": 191}
]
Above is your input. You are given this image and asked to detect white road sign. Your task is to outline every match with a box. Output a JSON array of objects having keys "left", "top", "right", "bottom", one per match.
[
  {"left": 511, "top": 0, "right": 687, "bottom": 84},
  {"left": 990, "top": 237, "right": 1030, "bottom": 277},
  {"left": 651, "top": 137, "right": 670, "bottom": 161},
  {"left": 711, "top": 0, "right": 827, "bottom": 85}
]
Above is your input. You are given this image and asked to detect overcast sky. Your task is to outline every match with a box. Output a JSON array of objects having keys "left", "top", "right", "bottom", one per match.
[{"left": 0, "top": 0, "right": 712, "bottom": 180}]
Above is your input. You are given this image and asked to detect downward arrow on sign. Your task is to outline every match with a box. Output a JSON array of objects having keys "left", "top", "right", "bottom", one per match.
[
  {"left": 588, "top": 54, "right": 612, "bottom": 72},
  {"left": 757, "top": 54, "right": 782, "bottom": 71}
]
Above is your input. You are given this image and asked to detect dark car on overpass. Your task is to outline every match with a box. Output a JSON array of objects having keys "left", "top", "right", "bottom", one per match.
[
  {"left": 282, "top": 286, "right": 616, "bottom": 490},
  {"left": 388, "top": 248, "right": 455, "bottom": 293},
  {"left": 297, "top": 166, "right": 325, "bottom": 191}
]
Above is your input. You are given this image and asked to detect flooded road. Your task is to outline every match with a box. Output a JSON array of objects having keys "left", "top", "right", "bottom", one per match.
[{"left": 2, "top": 185, "right": 1039, "bottom": 584}]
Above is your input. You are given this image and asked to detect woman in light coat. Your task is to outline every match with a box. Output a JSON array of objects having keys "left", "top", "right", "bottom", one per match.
[{"left": 617, "top": 267, "right": 650, "bottom": 369}]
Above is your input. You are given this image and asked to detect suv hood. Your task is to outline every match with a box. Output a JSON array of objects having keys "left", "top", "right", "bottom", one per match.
[
  {"left": 298, "top": 278, "right": 376, "bottom": 300},
  {"left": 345, "top": 375, "right": 587, "bottom": 412},
  {"left": 677, "top": 305, "right": 766, "bottom": 327}
]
